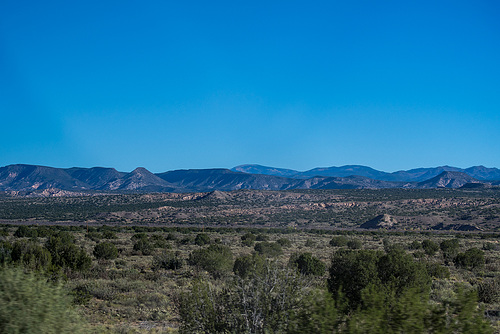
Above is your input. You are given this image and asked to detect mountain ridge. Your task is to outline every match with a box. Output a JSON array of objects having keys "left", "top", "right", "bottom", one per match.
[
  {"left": 231, "top": 164, "right": 500, "bottom": 181},
  {"left": 0, "top": 163, "right": 497, "bottom": 194}
]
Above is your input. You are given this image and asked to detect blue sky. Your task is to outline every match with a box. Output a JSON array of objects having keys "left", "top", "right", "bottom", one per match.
[{"left": 1, "top": 1, "right": 499, "bottom": 173}]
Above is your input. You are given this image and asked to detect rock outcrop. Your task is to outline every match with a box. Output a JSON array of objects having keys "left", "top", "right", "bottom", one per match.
[{"left": 360, "top": 214, "right": 398, "bottom": 229}]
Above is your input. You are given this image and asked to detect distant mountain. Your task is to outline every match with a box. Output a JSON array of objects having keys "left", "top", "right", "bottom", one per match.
[
  {"left": 0, "top": 164, "right": 88, "bottom": 191},
  {"left": 65, "top": 167, "right": 126, "bottom": 189},
  {"left": 417, "top": 171, "right": 481, "bottom": 189},
  {"left": 0, "top": 164, "right": 496, "bottom": 194},
  {"left": 231, "top": 164, "right": 392, "bottom": 180},
  {"left": 314, "top": 175, "right": 408, "bottom": 189},
  {"left": 288, "top": 175, "right": 403, "bottom": 190},
  {"left": 464, "top": 166, "right": 500, "bottom": 181},
  {"left": 157, "top": 169, "right": 295, "bottom": 192},
  {"left": 104, "top": 167, "right": 178, "bottom": 192},
  {"left": 233, "top": 164, "right": 500, "bottom": 182},
  {"left": 387, "top": 166, "right": 466, "bottom": 182},
  {"left": 390, "top": 165, "right": 500, "bottom": 182},
  {"left": 0, "top": 165, "right": 177, "bottom": 193},
  {"left": 231, "top": 164, "right": 300, "bottom": 178},
  {"left": 298, "top": 165, "right": 390, "bottom": 180}
]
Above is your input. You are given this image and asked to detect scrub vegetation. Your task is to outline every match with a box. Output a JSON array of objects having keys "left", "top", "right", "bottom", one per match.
[
  {"left": 0, "top": 223, "right": 499, "bottom": 333},
  {"left": 0, "top": 188, "right": 499, "bottom": 332},
  {"left": 0, "top": 188, "right": 499, "bottom": 231}
]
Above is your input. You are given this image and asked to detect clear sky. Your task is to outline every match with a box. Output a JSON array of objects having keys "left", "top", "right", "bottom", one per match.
[{"left": 1, "top": 1, "right": 499, "bottom": 173}]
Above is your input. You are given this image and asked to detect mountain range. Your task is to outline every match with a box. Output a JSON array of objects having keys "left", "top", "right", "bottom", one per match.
[
  {"left": 231, "top": 164, "right": 500, "bottom": 182},
  {"left": 0, "top": 164, "right": 499, "bottom": 194}
]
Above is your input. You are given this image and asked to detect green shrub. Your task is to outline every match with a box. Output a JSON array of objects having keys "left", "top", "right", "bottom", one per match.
[
  {"left": 440, "top": 238, "right": 460, "bottom": 255},
  {"left": 289, "top": 252, "right": 326, "bottom": 276},
  {"left": 241, "top": 233, "right": 257, "bottom": 247},
  {"left": 14, "top": 226, "right": 38, "bottom": 238},
  {"left": 34, "top": 226, "right": 54, "bottom": 238},
  {"left": 421, "top": 239, "right": 439, "bottom": 256},
  {"left": 426, "top": 262, "right": 450, "bottom": 279},
  {"left": 93, "top": 242, "right": 118, "bottom": 260},
  {"left": 166, "top": 232, "right": 178, "bottom": 241},
  {"left": 11, "top": 240, "right": 52, "bottom": 271},
  {"left": 150, "top": 234, "right": 168, "bottom": 248},
  {"left": 409, "top": 240, "right": 422, "bottom": 250},
  {"left": 85, "top": 231, "right": 102, "bottom": 242},
  {"left": 413, "top": 250, "right": 426, "bottom": 259},
  {"left": 177, "top": 237, "right": 193, "bottom": 245},
  {"left": 454, "top": 248, "right": 485, "bottom": 270},
  {"left": 477, "top": 277, "right": 500, "bottom": 303},
  {"left": 288, "top": 289, "right": 338, "bottom": 334},
  {"left": 0, "top": 267, "right": 87, "bottom": 333},
  {"left": 329, "top": 236, "right": 348, "bottom": 247},
  {"left": 194, "top": 233, "right": 211, "bottom": 246},
  {"left": 188, "top": 244, "right": 233, "bottom": 277},
  {"left": 101, "top": 230, "right": 117, "bottom": 239},
  {"left": 180, "top": 260, "right": 494, "bottom": 334},
  {"left": 256, "top": 234, "right": 269, "bottom": 241},
  {"left": 131, "top": 232, "right": 148, "bottom": 241},
  {"left": 179, "top": 264, "right": 305, "bottom": 334},
  {"left": 346, "top": 238, "right": 362, "bottom": 249},
  {"left": 377, "top": 248, "right": 431, "bottom": 296},
  {"left": 346, "top": 285, "right": 430, "bottom": 333},
  {"left": 327, "top": 247, "right": 493, "bottom": 332},
  {"left": 440, "top": 238, "right": 461, "bottom": 263},
  {"left": 305, "top": 239, "right": 316, "bottom": 247},
  {"left": 382, "top": 238, "right": 391, "bottom": 248},
  {"left": 254, "top": 242, "right": 282, "bottom": 257},
  {"left": 133, "top": 238, "right": 154, "bottom": 255},
  {"left": 328, "top": 248, "right": 430, "bottom": 310},
  {"left": 482, "top": 242, "right": 498, "bottom": 251},
  {"left": 49, "top": 231, "right": 75, "bottom": 244},
  {"left": 276, "top": 238, "right": 292, "bottom": 248},
  {"left": 328, "top": 249, "right": 380, "bottom": 309},
  {"left": 71, "top": 285, "right": 93, "bottom": 305},
  {"left": 0, "top": 228, "right": 9, "bottom": 237},
  {"left": 233, "top": 253, "right": 265, "bottom": 278},
  {"left": 0, "top": 241, "right": 12, "bottom": 265},
  {"left": 46, "top": 233, "right": 91, "bottom": 271},
  {"left": 152, "top": 250, "right": 183, "bottom": 270},
  {"left": 346, "top": 286, "right": 493, "bottom": 334}
]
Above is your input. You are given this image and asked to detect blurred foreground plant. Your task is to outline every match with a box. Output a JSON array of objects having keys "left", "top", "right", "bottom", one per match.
[{"left": 0, "top": 266, "right": 87, "bottom": 333}]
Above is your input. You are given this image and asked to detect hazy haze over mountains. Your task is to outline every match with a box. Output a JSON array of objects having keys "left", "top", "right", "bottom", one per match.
[{"left": 0, "top": 164, "right": 499, "bottom": 194}]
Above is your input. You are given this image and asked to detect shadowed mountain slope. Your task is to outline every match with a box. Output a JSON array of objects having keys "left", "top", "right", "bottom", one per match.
[
  {"left": 310, "top": 175, "right": 409, "bottom": 189},
  {"left": 231, "top": 164, "right": 300, "bottom": 178},
  {"left": 104, "top": 167, "right": 178, "bottom": 192},
  {"left": 417, "top": 171, "right": 481, "bottom": 189},
  {"left": 0, "top": 164, "right": 89, "bottom": 191},
  {"left": 156, "top": 169, "right": 296, "bottom": 192},
  {"left": 65, "top": 167, "right": 126, "bottom": 189},
  {"left": 464, "top": 166, "right": 500, "bottom": 181},
  {"left": 298, "top": 165, "right": 390, "bottom": 180},
  {"left": 388, "top": 166, "right": 465, "bottom": 182}
]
